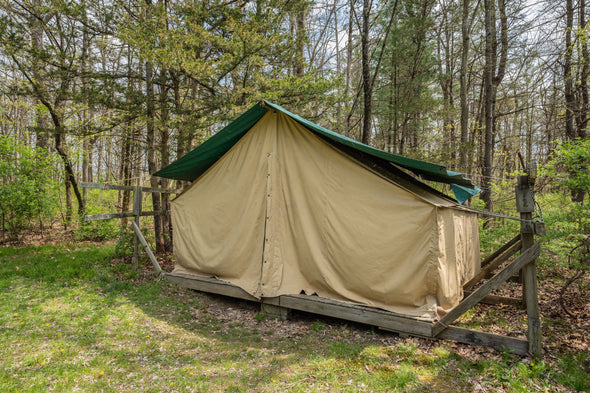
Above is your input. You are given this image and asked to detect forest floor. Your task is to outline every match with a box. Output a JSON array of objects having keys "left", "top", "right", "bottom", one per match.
[{"left": 0, "top": 234, "right": 589, "bottom": 392}]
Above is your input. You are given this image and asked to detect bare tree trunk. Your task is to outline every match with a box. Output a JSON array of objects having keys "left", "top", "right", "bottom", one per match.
[
  {"left": 144, "top": 0, "right": 162, "bottom": 253},
  {"left": 579, "top": 0, "right": 589, "bottom": 204},
  {"left": 334, "top": 0, "right": 342, "bottom": 133},
  {"left": 388, "top": 57, "right": 395, "bottom": 153},
  {"left": 159, "top": 67, "right": 172, "bottom": 251},
  {"left": 119, "top": 43, "right": 135, "bottom": 227},
  {"left": 174, "top": 72, "right": 188, "bottom": 190},
  {"left": 578, "top": 0, "right": 589, "bottom": 140},
  {"left": 564, "top": 0, "right": 576, "bottom": 141},
  {"left": 294, "top": 2, "right": 306, "bottom": 77},
  {"left": 65, "top": 176, "right": 72, "bottom": 224},
  {"left": 33, "top": 98, "right": 85, "bottom": 217},
  {"left": 30, "top": 1, "right": 49, "bottom": 149},
  {"left": 563, "top": 0, "right": 586, "bottom": 203},
  {"left": 459, "top": 0, "right": 470, "bottom": 168},
  {"left": 81, "top": 0, "right": 91, "bottom": 202},
  {"left": 481, "top": 0, "right": 507, "bottom": 214},
  {"left": 361, "top": 0, "right": 372, "bottom": 145},
  {"left": 345, "top": 0, "right": 355, "bottom": 137},
  {"left": 146, "top": 56, "right": 162, "bottom": 253},
  {"left": 482, "top": 0, "right": 496, "bottom": 214}
]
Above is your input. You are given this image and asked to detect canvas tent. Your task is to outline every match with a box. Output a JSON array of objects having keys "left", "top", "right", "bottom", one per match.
[{"left": 154, "top": 101, "right": 481, "bottom": 321}]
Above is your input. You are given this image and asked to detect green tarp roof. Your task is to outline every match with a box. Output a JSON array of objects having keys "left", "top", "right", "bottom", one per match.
[{"left": 153, "top": 100, "right": 480, "bottom": 203}]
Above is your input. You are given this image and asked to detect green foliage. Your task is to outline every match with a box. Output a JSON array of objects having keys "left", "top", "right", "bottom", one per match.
[
  {"left": 118, "top": 0, "right": 338, "bottom": 139},
  {"left": 372, "top": 0, "right": 438, "bottom": 154},
  {"left": 555, "top": 351, "right": 590, "bottom": 391},
  {"left": 310, "top": 321, "right": 325, "bottom": 332},
  {"left": 535, "top": 193, "right": 587, "bottom": 268},
  {"left": 541, "top": 139, "right": 590, "bottom": 269},
  {"left": 0, "top": 136, "right": 59, "bottom": 237},
  {"left": 74, "top": 190, "right": 120, "bottom": 241},
  {"left": 113, "top": 226, "right": 135, "bottom": 258},
  {"left": 254, "top": 312, "right": 267, "bottom": 322},
  {"left": 75, "top": 220, "right": 119, "bottom": 242},
  {"left": 473, "top": 173, "right": 522, "bottom": 255},
  {"left": 544, "top": 138, "right": 590, "bottom": 196}
]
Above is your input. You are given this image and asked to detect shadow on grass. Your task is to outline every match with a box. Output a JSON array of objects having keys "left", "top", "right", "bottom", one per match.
[{"left": 2, "top": 244, "right": 583, "bottom": 392}]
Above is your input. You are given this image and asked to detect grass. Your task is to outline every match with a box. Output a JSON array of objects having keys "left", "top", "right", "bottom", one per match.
[{"left": 0, "top": 243, "right": 588, "bottom": 392}]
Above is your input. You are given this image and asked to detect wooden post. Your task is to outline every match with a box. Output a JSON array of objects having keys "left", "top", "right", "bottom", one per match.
[
  {"left": 132, "top": 185, "right": 142, "bottom": 267},
  {"left": 131, "top": 220, "right": 161, "bottom": 274},
  {"left": 261, "top": 302, "right": 292, "bottom": 321},
  {"left": 516, "top": 163, "right": 542, "bottom": 356}
]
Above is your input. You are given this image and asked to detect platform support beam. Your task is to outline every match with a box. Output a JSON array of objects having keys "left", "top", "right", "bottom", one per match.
[
  {"left": 261, "top": 303, "right": 291, "bottom": 320},
  {"left": 165, "top": 272, "right": 532, "bottom": 355}
]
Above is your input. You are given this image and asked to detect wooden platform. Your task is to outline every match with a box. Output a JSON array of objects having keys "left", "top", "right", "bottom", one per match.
[{"left": 166, "top": 271, "right": 530, "bottom": 355}]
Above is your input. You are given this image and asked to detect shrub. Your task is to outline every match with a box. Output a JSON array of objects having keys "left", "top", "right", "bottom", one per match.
[{"left": 0, "top": 136, "right": 59, "bottom": 237}]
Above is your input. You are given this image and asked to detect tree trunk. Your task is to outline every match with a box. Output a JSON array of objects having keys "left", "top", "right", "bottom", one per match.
[
  {"left": 481, "top": 0, "right": 496, "bottom": 214},
  {"left": 345, "top": 0, "right": 355, "bottom": 137},
  {"left": 577, "top": 0, "right": 589, "bottom": 140},
  {"left": 459, "top": 0, "right": 470, "bottom": 169},
  {"left": 143, "top": 0, "right": 163, "bottom": 253},
  {"left": 575, "top": 0, "right": 588, "bottom": 202},
  {"left": 119, "top": 43, "right": 135, "bottom": 227},
  {"left": 146, "top": 58, "right": 162, "bottom": 252},
  {"left": 159, "top": 67, "right": 172, "bottom": 251},
  {"left": 30, "top": 3, "right": 49, "bottom": 149},
  {"left": 564, "top": 0, "right": 576, "bottom": 141},
  {"left": 81, "top": 0, "right": 91, "bottom": 202},
  {"left": 481, "top": 0, "right": 507, "bottom": 214},
  {"left": 294, "top": 2, "right": 306, "bottom": 77},
  {"left": 54, "top": 130, "right": 84, "bottom": 217},
  {"left": 334, "top": 0, "right": 342, "bottom": 133},
  {"left": 361, "top": 0, "right": 372, "bottom": 145},
  {"left": 65, "top": 176, "right": 72, "bottom": 225},
  {"left": 564, "top": 0, "right": 586, "bottom": 202}
]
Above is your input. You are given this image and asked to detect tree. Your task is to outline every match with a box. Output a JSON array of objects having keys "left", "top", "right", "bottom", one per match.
[
  {"left": 564, "top": 0, "right": 589, "bottom": 202},
  {"left": 0, "top": 1, "right": 86, "bottom": 219},
  {"left": 481, "top": 0, "right": 507, "bottom": 213},
  {"left": 372, "top": 0, "right": 435, "bottom": 155},
  {"left": 360, "top": 0, "right": 372, "bottom": 144},
  {"left": 459, "top": 0, "right": 478, "bottom": 169}
]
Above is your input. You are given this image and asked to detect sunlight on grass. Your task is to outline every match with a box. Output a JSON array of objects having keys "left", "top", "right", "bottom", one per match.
[{"left": 0, "top": 243, "right": 586, "bottom": 392}]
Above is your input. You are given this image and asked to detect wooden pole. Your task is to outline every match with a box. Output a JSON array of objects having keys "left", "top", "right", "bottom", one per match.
[
  {"left": 131, "top": 221, "right": 161, "bottom": 274},
  {"left": 516, "top": 162, "right": 542, "bottom": 356}
]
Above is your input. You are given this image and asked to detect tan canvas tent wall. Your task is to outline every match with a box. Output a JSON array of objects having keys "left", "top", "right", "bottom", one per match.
[{"left": 166, "top": 107, "right": 480, "bottom": 321}]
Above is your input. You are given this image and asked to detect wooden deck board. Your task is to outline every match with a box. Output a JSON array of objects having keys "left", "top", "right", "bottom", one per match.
[{"left": 165, "top": 271, "right": 532, "bottom": 355}]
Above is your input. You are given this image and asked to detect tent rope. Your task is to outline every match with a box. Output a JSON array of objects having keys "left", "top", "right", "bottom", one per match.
[{"left": 451, "top": 205, "right": 541, "bottom": 223}]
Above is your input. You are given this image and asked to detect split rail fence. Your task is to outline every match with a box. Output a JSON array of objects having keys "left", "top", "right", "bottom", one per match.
[{"left": 80, "top": 182, "right": 181, "bottom": 273}]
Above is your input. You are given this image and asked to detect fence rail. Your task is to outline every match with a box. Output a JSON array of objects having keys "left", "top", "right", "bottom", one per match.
[
  {"left": 80, "top": 182, "right": 178, "bottom": 271},
  {"left": 84, "top": 210, "right": 166, "bottom": 222},
  {"left": 80, "top": 182, "right": 181, "bottom": 194}
]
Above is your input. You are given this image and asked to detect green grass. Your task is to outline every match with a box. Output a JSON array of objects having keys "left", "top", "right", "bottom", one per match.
[{"left": 0, "top": 243, "right": 587, "bottom": 392}]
